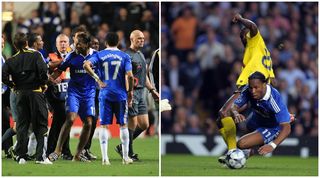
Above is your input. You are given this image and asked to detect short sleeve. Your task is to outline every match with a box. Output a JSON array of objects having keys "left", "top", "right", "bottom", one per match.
[
  {"left": 58, "top": 53, "right": 72, "bottom": 71},
  {"left": 125, "top": 54, "right": 132, "bottom": 72},
  {"left": 88, "top": 52, "right": 99, "bottom": 66},
  {"left": 234, "top": 87, "right": 249, "bottom": 108},
  {"left": 271, "top": 96, "right": 290, "bottom": 123}
]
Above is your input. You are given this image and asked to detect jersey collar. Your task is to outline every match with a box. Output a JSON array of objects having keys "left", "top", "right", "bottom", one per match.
[
  {"left": 105, "top": 47, "right": 120, "bottom": 51},
  {"left": 79, "top": 48, "right": 95, "bottom": 58},
  {"left": 261, "top": 84, "right": 271, "bottom": 101}
]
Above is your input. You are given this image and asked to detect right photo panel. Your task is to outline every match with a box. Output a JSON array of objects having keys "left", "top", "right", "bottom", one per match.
[{"left": 161, "top": 2, "right": 318, "bottom": 176}]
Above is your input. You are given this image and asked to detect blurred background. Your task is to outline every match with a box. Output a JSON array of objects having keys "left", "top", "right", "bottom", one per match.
[
  {"left": 161, "top": 2, "right": 318, "bottom": 157},
  {"left": 2, "top": 2, "right": 159, "bottom": 61}
]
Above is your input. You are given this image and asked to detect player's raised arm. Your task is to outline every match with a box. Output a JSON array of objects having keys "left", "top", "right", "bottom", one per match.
[
  {"left": 83, "top": 60, "right": 106, "bottom": 88},
  {"left": 232, "top": 13, "right": 258, "bottom": 37}
]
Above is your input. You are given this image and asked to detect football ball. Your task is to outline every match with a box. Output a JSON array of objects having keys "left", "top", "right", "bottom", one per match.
[{"left": 226, "top": 149, "right": 246, "bottom": 169}]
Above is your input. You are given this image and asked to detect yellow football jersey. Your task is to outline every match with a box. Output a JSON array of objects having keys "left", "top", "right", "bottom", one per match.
[{"left": 236, "top": 30, "right": 275, "bottom": 87}]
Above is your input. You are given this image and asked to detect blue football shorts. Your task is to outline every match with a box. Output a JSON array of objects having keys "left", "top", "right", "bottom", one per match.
[
  {"left": 65, "top": 93, "right": 95, "bottom": 120},
  {"left": 256, "top": 127, "right": 280, "bottom": 144},
  {"left": 99, "top": 98, "right": 128, "bottom": 126},
  {"left": 246, "top": 116, "right": 281, "bottom": 144}
]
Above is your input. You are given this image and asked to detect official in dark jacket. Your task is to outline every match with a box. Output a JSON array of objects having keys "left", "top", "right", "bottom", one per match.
[{"left": 2, "top": 32, "right": 50, "bottom": 164}]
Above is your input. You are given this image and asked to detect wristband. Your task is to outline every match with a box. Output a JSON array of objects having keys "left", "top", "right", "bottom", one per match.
[{"left": 269, "top": 141, "right": 277, "bottom": 149}]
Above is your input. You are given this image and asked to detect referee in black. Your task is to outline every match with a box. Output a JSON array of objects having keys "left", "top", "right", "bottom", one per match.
[{"left": 2, "top": 32, "right": 50, "bottom": 164}]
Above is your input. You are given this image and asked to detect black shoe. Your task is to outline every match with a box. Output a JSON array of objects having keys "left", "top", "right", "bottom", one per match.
[
  {"left": 8, "top": 146, "right": 17, "bottom": 160},
  {"left": 5, "top": 152, "right": 12, "bottom": 159},
  {"left": 130, "top": 153, "right": 140, "bottom": 161},
  {"left": 25, "top": 154, "right": 35, "bottom": 161},
  {"left": 218, "top": 155, "right": 227, "bottom": 166},
  {"left": 48, "top": 152, "right": 59, "bottom": 162},
  {"left": 61, "top": 153, "right": 73, "bottom": 160},
  {"left": 85, "top": 149, "right": 97, "bottom": 160},
  {"left": 114, "top": 144, "right": 123, "bottom": 158},
  {"left": 79, "top": 150, "right": 90, "bottom": 160}
]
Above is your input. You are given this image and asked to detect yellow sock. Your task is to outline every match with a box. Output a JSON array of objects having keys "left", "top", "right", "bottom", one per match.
[
  {"left": 219, "top": 127, "right": 227, "bottom": 144},
  {"left": 221, "top": 116, "right": 237, "bottom": 150}
]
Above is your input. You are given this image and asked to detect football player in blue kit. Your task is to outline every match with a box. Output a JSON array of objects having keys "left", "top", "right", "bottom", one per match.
[
  {"left": 229, "top": 71, "right": 291, "bottom": 157},
  {"left": 48, "top": 32, "right": 97, "bottom": 162},
  {"left": 83, "top": 32, "right": 134, "bottom": 165}
]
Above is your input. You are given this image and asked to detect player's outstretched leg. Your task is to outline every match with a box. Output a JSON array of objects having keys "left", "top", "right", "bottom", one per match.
[
  {"left": 49, "top": 113, "right": 76, "bottom": 162},
  {"left": 217, "top": 93, "right": 240, "bottom": 164}
]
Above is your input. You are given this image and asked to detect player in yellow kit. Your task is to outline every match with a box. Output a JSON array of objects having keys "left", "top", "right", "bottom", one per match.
[{"left": 217, "top": 13, "right": 275, "bottom": 164}]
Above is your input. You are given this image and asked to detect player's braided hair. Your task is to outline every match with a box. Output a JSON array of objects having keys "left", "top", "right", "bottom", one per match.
[{"left": 248, "top": 71, "right": 267, "bottom": 83}]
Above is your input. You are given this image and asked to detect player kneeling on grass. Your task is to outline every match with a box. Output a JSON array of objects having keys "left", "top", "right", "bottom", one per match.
[
  {"left": 220, "top": 71, "right": 291, "bottom": 165},
  {"left": 83, "top": 32, "right": 134, "bottom": 165}
]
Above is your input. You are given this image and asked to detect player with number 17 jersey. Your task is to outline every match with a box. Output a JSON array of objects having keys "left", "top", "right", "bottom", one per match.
[{"left": 89, "top": 48, "right": 132, "bottom": 124}]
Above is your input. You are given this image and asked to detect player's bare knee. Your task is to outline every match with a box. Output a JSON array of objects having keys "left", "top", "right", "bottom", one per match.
[
  {"left": 140, "top": 123, "right": 149, "bottom": 130},
  {"left": 83, "top": 120, "right": 92, "bottom": 129},
  {"left": 86, "top": 120, "right": 92, "bottom": 128},
  {"left": 65, "top": 119, "right": 73, "bottom": 127}
]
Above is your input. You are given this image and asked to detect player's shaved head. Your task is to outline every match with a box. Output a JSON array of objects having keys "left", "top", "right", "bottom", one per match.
[
  {"left": 130, "top": 30, "right": 144, "bottom": 50},
  {"left": 130, "top": 30, "right": 143, "bottom": 40}
]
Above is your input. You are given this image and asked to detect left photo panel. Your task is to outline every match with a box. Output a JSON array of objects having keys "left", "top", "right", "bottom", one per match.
[{"left": 2, "top": 2, "right": 159, "bottom": 176}]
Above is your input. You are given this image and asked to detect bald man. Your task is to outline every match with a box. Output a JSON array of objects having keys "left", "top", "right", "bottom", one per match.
[
  {"left": 115, "top": 30, "right": 159, "bottom": 161},
  {"left": 46, "top": 34, "right": 73, "bottom": 160}
]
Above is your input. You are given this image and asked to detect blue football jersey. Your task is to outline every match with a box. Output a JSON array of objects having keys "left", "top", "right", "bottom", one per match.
[
  {"left": 89, "top": 48, "right": 132, "bottom": 101},
  {"left": 234, "top": 84, "right": 290, "bottom": 128},
  {"left": 58, "top": 49, "right": 96, "bottom": 97}
]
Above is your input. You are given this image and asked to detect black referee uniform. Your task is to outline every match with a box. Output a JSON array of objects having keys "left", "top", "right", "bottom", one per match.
[{"left": 2, "top": 47, "right": 48, "bottom": 162}]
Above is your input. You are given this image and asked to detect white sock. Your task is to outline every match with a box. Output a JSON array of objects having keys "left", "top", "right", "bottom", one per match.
[
  {"left": 42, "top": 136, "right": 48, "bottom": 160},
  {"left": 120, "top": 127, "right": 129, "bottom": 160},
  {"left": 13, "top": 141, "right": 17, "bottom": 150},
  {"left": 27, "top": 132, "right": 37, "bottom": 156},
  {"left": 99, "top": 127, "right": 109, "bottom": 161}
]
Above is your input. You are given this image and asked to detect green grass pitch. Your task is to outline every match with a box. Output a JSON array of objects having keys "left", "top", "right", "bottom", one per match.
[
  {"left": 2, "top": 137, "right": 159, "bottom": 176},
  {"left": 161, "top": 154, "right": 318, "bottom": 176}
]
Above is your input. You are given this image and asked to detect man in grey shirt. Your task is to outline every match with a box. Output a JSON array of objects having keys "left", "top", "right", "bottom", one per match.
[{"left": 115, "top": 30, "right": 159, "bottom": 161}]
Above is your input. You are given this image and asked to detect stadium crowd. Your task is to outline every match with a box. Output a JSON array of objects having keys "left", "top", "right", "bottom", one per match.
[
  {"left": 2, "top": 2, "right": 159, "bottom": 60},
  {"left": 161, "top": 2, "right": 318, "bottom": 137},
  {"left": 2, "top": 2, "right": 159, "bottom": 163}
]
